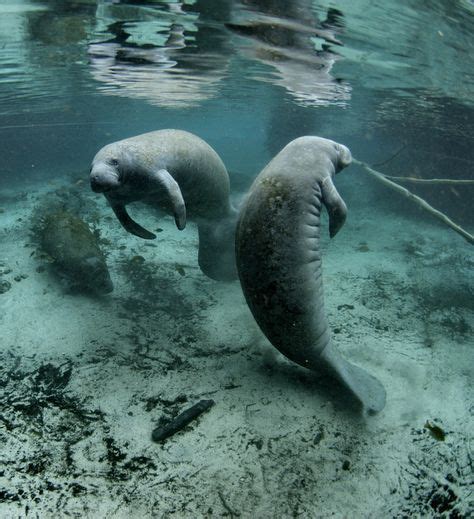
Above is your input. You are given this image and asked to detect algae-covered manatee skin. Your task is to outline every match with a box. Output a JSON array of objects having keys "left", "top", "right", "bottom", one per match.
[{"left": 39, "top": 210, "right": 113, "bottom": 294}]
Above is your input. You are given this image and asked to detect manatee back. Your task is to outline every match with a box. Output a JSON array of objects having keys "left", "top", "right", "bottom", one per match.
[
  {"left": 121, "top": 129, "right": 232, "bottom": 219},
  {"left": 40, "top": 211, "right": 112, "bottom": 293},
  {"left": 236, "top": 165, "right": 331, "bottom": 369}
]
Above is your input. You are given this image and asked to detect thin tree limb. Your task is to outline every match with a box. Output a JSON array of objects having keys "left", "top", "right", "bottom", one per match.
[
  {"left": 352, "top": 158, "right": 474, "bottom": 245},
  {"left": 371, "top": 145, "right": 407, "bottom": 168},
  {"left": 384, "top": 175, "right": 474, "bottom": 185}
]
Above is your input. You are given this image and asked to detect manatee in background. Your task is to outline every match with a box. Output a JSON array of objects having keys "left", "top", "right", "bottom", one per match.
[
  {"left": 36, "top": 210, "right": 113, "bottom": 295},
  {"left": 90, "top": 129, "right": 238, "bottom": 281},
  {"left": 236, "top": 136, "right": 386, "bottom": 414}
]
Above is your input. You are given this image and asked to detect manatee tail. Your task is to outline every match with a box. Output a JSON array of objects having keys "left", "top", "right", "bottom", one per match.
[
  {"left": 197, "top": 209, "right": 239, "bottom": 281},
  {"left": 321, "top": 342, "right": 386, "bottom": 414}
]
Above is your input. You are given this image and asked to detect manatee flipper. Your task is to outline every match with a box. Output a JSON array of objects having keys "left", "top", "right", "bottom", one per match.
[
  {"left": 321, "top": 342, "right": 386, "bottom": 414},
  {"left": 153, "top": 169, "right": 187, "bottom": 230},
  {"left": 109, "top": 201, "right": 157, "bottom": 239},
  {"left": 321, "top": 176, "right": 347, "bottom": 238}
]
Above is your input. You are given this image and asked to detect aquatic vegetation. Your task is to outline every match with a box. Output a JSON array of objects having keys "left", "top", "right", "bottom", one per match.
[
  {"left": 0, "top": 262, "right": 12, "bottom": 294},
  {"left": 394, "top": 422, "right": 474, "bottom": 518},
  {"left": 174, "top": 263, "right": 186, "bottom": 276},
  {"left": 0, "top": 355, "right": 101, "bottom": 433},
  {"left": 117, "top": 254, "right": 197, "bottom": 319}
]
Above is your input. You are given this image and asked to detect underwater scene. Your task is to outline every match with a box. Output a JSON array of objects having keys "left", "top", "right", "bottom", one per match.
[{"left": 0, "top": 0, "right": 473, "bottom": 517}]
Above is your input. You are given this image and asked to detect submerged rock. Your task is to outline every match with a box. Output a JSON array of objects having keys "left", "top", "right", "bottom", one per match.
[
  {"left": 0, "top": 279, "right": 11, "bottom": 294},
  {"left": 36, "top": 210, "right": 113, "bottom": 294}
]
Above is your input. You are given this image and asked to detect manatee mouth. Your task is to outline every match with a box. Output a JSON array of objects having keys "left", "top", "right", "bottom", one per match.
[
  {"left": 99, "top": 277, "right": 114, "bottom": 294},
  {"left": 90, "top": 167, "right": 121, "bottom": 193},
  {"left": 90, "top": 176, "right": 114, "bottom": 193},
  {"left": 90, "top": 181, "right": 111, "bottom": 193},
  {"left": 83, "top": 257, "right": 114, "bottom": 294}
]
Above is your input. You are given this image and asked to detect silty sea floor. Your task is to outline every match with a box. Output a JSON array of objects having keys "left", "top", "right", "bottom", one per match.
[{"left": 0, "top": 171, "right": 472, "bottom": 518}]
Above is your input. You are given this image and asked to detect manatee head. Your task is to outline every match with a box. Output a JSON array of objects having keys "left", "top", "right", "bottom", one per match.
[
  {"left": 90, "top": 142, "right": 126, "bottom": 193},
  {"left": 309, "top": 136, "right": 352, "bottom": 175},
  {"left": 333, "top": 142, "right": 352, "bottom": 173},
  {"left": 79, "top": 256, "right": 114, "bottom": 294}
]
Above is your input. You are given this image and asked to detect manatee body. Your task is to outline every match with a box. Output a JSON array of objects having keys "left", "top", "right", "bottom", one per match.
[
  {"left": 236, "top": 136, "right": 386, "bottom": 413},
  {"left": 39, "top": 210, "right": 113, "bottom": 294},
  {"left": 90, "top": 129, "right": 237, "bottom": 281}
]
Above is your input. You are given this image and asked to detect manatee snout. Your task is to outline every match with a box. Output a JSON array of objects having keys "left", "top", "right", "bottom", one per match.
[
  {"left": 335, "top": 143, "right": 352, "bottom": 171},
  {"left": 90, "top": 163, "right": 120, "bottom": 193},
  {"left": 82, "top": 256, "right": 114, "bottom": 294}
]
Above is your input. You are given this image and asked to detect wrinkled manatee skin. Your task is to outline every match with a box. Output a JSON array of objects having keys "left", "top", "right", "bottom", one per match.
[{"left": 236, "top": 136, "right": 386, "bottom": 413}]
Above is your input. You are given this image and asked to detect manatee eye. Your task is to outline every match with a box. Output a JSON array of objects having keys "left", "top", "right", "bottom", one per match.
[{"left": 109, "top": 158, "right": 119, "bottom": 167}]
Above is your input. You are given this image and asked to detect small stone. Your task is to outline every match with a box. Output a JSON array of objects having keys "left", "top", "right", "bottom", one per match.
[
  {"left": 0, "top": 279, "right": 11, "bottom": 293},
  {"left": 313, "top": 430, "right": 325, "bottom": 445}
]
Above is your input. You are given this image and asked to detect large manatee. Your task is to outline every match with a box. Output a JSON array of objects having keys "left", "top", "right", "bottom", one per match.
[{"left": 236, "top": 136, "right": 386, "bottom": 413}]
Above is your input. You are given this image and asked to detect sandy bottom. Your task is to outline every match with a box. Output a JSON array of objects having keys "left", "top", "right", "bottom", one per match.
[{"left": 0, "top": 174, "right": 472, "bottom": 518}]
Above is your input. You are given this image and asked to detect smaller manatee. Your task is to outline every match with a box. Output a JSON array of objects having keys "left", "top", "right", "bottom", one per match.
[
  {"left": 37, "top": 210, "right": 113, "bottom": 294},
  {"left": 90, "top": 129, "right": 238, "bottom": 281}
]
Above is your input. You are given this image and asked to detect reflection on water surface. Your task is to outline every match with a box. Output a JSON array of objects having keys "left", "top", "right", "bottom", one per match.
[{"left": 0, "top": 0, "right": 472, "bottom": 114}]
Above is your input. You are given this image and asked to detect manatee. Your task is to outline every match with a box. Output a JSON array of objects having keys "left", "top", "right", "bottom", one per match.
[
  {"left": 38, "top": 210, "right": 113, "bottom": 294},
  {"left": 236, "top": 136, "right": 386, "bottom": 413},
  {"left": 90, "top": 129, "right": 237, "bottom": 281}
]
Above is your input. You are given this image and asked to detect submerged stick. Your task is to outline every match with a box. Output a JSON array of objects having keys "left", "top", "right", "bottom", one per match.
[
  {"left": 151, "top": 399, "right": 215, "bottom": 443},
  {"left": 353, "top": 158, "right": 474, "bottom": 245},
  {"left": 384, "top": 175, "right": 474, "bottom": 185}
]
